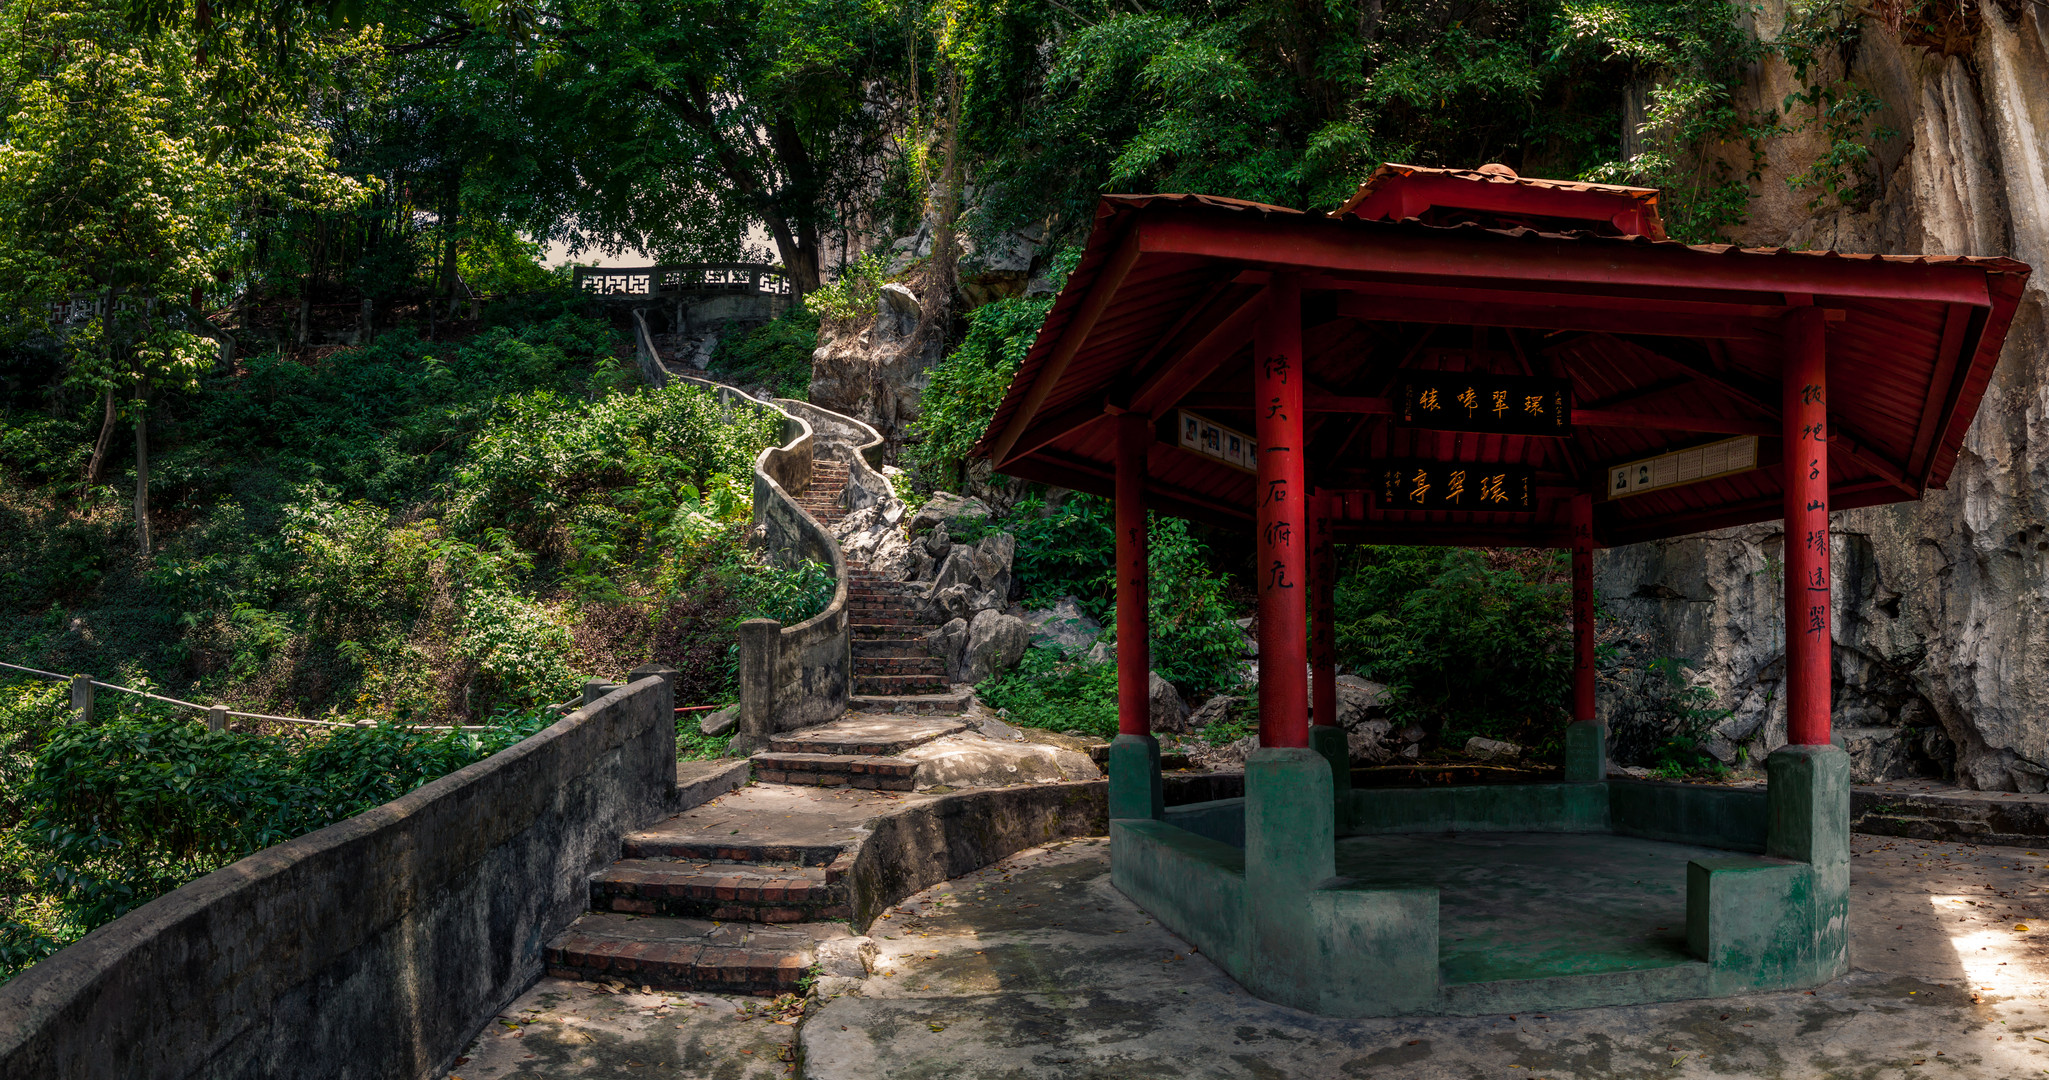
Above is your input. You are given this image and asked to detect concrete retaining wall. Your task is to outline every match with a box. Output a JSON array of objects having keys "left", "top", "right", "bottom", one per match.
[
  {"left": 0, "top": 676, "right": 679, "bottom": 1080},
  {"left": 667, "top": 374, "right": 852, "bottom": 736},
  {"left": 848, "top": 781, "right": 1108, "bottom": 928}
]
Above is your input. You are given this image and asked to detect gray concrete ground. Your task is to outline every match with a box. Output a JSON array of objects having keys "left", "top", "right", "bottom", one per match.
[
  {"left": 451, "top": 831, "right": 2049, "bottom": 1079},
  {"left": 804, "top": 833, "right": 2049, "bottom": 1079}
]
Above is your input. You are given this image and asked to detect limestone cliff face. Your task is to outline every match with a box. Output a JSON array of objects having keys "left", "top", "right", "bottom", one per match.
[{"left": 1598, "top": 4, "right": 2049, "bottom": 789}]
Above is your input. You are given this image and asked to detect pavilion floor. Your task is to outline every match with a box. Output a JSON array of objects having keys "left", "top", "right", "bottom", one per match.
[{"left": 1334, "top": 831, "right": 1711, "bottom": 985}]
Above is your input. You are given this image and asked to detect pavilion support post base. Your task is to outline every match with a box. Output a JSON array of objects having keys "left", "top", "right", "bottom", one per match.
[
  {"left": 1306, "top": 725, "right": 1353, "bottom": 828},
  {"left": 1765, "top": 744, "right": 1850, "bottom": 980},
  {"left": 1564, "top": 720, "right": 1606, "bottom": 783},
  {"left": 1108, "top": 733, "right": 1165, "bottom": 821},
  {"left": 1683, "top": 745, "right": 1849, "bottom": 992}
]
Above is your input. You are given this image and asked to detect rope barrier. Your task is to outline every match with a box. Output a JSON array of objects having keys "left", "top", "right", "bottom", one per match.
[
  {"left": 6, "top": 660, "right": 500, "bottom": 732},
  {"left": 0, "top": 659, "right": 68, "bottom": 680}
]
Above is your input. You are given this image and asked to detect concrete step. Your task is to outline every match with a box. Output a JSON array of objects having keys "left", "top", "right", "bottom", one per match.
[
  {"left": 544, "top": 912, "right": 837, "bottom": 995},
  {"left": 589, "top": 859, "right": 848, "bottom": 922},
  {"left": 854, "top": 656, "right": 946, "bottom": 677},
  {"left": 752, "top": 752, "right": 919, "bottom": 791},
  {"left": 620, "top": 829, "right": 845, "bottom": 867},
  {"left": 856, "top": 674, "right": 950, "bottom": 695},
  {"left": 769, "top": 716, "right": 967, "bottom": 756},
  {"left": 849, "top": 690, "right": 974, "bottom": 716},
  {"left": 854, "top": 638, "right": 931, "bottom": 659},
  {"left": 853, "top": 619, "right": 933, "bottom": 637}
]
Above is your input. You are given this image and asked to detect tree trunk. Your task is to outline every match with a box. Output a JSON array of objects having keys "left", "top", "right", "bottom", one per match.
[
  {"left": 917, "top": 64, "right": 965, "bottom": 344},
  {"left": 85, "top": 389, "right": 116, "bottom": 484},
  {"left": 133, "top": 381, "right": 150, "bottom": 556}
]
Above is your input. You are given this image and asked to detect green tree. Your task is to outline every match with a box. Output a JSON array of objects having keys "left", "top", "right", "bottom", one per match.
[{"left": 0, "top": 0, "right": 370, "bottom": 548}]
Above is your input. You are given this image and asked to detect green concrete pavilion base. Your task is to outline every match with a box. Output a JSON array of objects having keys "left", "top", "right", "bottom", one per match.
[{"left": 1111, "top": 744, "right": 1850, "bottom": 1017}]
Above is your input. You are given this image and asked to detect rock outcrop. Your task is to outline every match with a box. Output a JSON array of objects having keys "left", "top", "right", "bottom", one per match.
[{"left": 1599, "top": 2, "right": 2049, "bottom": 789}]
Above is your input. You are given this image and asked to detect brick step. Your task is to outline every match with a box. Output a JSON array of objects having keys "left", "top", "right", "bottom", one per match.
[
  {"left": 854, "top": 638, "right": 931, "bottom": 659},
  {"left": 856, "top": 674, "right": 950, "bottom": 695},
  {"left": 619, "top": 830, "right": 845, "bottom": 866},
  {"left": 590, "top": 860, "right": 847, "bottom": 922},
  {"left": 849, "top": 691, "right": 974, "bottom": 716},
  {"left": 853, "top": 620, "right": 933, "bottom": 636},
  {"left": 769, "top": 717, "right": 966, "bottom": 756},
  {"left": 848, "top": 590, "right": 917, "bottom": 600},
  {"left": 544, "top": 913, "right": 829, "bottom": 995},
  {"left": 753, "top": 752, "right": 918, "bottom": 791},
  {"left": 853, "top": 656, "right": 946, "bottom": 676}
]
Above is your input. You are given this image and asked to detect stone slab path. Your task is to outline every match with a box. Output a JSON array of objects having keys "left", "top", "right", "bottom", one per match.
[{"left": 800, "top": 833, "right": 2049, "bottom": 1079}]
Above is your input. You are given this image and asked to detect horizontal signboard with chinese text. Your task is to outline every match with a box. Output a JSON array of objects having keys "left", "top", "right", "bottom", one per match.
[{"left": 1394, "top": 372, "right": 1572, "bottom": 437}]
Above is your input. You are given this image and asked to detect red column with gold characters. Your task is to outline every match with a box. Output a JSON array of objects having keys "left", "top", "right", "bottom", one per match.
[
  {"left": 1571, "top": 493, "right": 1596, "bottom": 723},
  {"left": 1255, "top": 277, "right": 1309, "bottom": 749},
  {"left": 1108, "top": 409, "right": 1162, "bottom": 820},
  {"left": 1783, "top": 307, "right": 1832, "bottom": 746}
]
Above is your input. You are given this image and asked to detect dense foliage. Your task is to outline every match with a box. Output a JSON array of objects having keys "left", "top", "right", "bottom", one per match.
[
  {"left": 709, "top": 308, "right": 821, "bottom": 399},
  {"left": 0, "top": 678, "right": 555, "bottom": 978},
  {"left": 1332, "top": 546, "right": 1572, "bottom": 753}
]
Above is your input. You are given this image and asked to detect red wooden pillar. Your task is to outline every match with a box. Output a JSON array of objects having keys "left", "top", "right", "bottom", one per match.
[
  {"left": 1109, "top": 410, "right": 1162, "bottom": 820},
  {"left": 1255, "top": 277, "right": 1308, "bottom": 749},
  {"left": 1115, "top": 411, "right": 1151, "bottom": 738},
  {"left": 1571, "top": 493, "right": 1596, "bottom": 723},
  {"left": 1310, "top": 495, "right": 1338, "bottom": 729},
  {"left": 1784, "top": 308, "right": 1832, "bottom": 746}
]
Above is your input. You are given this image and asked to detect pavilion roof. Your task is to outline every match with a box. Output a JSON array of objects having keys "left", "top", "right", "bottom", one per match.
[{"left": 972, "top": 183, "right": 2030, "bottom": 548}]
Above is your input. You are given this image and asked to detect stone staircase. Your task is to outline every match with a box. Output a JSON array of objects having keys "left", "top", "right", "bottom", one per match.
[
  {"left": 791, "top": 457, "right": 850, "bottom": 527},
  {"left": 751, "top": 714, "right": 967, "bottom": 790},
  {"left": 544, "top": 793, "right": 866, "bottom": 996},
  {"left": 848, "top": 562, "right": 972, "bottom": 715}
]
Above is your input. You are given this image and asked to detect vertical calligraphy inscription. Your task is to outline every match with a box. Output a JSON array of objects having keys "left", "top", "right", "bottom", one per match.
[
  {"left": 1783, "top": 310, "right": 1831, "bottom": 744},
  {"left": 1254, "top": 278, "right": 1307, "bottom": 748}
]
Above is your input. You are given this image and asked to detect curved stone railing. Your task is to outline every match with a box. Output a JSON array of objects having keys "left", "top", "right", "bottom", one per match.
[
  {"left": 656, "top": 349, "right": 852, "bottom": 743},
  {"left": 778, "top": 398, "right": 894, "bottom": 517},
  {"left": 0, "top": 672, "right": 681, "bottom": 1080}
]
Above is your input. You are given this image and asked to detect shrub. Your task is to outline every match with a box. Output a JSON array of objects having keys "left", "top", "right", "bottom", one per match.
[
  {"left": 709, "top": 307, "right": 818, "bottom": 399},
  {"left": 1332, "top": 547, "right": 1571, "bottom": 754},
  {"left": 976, "top": 646, "right": 1119, "bottom": 740},
  {"left": 804, "top": 251, "right": 888, "bottom": 327},
  {"left": 998, "top": 494, "right": 1243, "bottom": 694},
  {"left": 904, "top": 296, "right": 1052, "bottom": 486}
]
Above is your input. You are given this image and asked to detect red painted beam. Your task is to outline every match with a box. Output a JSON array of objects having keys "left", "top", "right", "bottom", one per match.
[
  {"left": 1142, "top": 210, "right": 1995, "bottom": 307},
  {"left": 988, "top": 228, "right": 1142, "bottom": 465},
  {"left": 1332, "top": 293, "right": 1778, "bottom": 340},
  {"left": 1129, "top": 289, "right": 1265, "bottom": 418},
  {"left": 1571, "top": 409, "right": 1776, "bottom": 437}
]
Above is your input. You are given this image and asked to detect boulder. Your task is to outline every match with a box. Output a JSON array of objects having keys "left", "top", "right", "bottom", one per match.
[
  {"left": 964, "top": 609, "right": 1030, "bottom": 682},
  {"left": 876, "top": 283, "right": 920, "bottom": 340},
  {"left": 968, "top": 532, "right": 1015, "bottom": 601},
  {"left": 1024, "top": 596, "right": 1103, "bottom": 653},
  {"left": 700, "top": 705, "right": 739, "bottom": 737},
  {"left": 1334, "top": 675, "right": 1390, "bottom": 729},
  {"left": 1184, "top": 694, "right": 1237, "bottom": 736},
  {"left": 1464, "top": 736, "right": 1522, "bottom": 762},
  {"left": 926, "top": 617, "right": 970, "bottom": 683},
  {"left": 907, "top": 492, "right": 991, "bottom": 537},
  {"left": 1085, "top": 639, "right": 1114, "bottom": 666},
  {"left": 900, "top": 732, "right": 1101, "bottom": 788},
  {"left": 1150, "top": 672, "right": 1191, "bottom": 733},
  {"left": 1347, "top": 719, "right": 1397, "bottom": 764}
]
